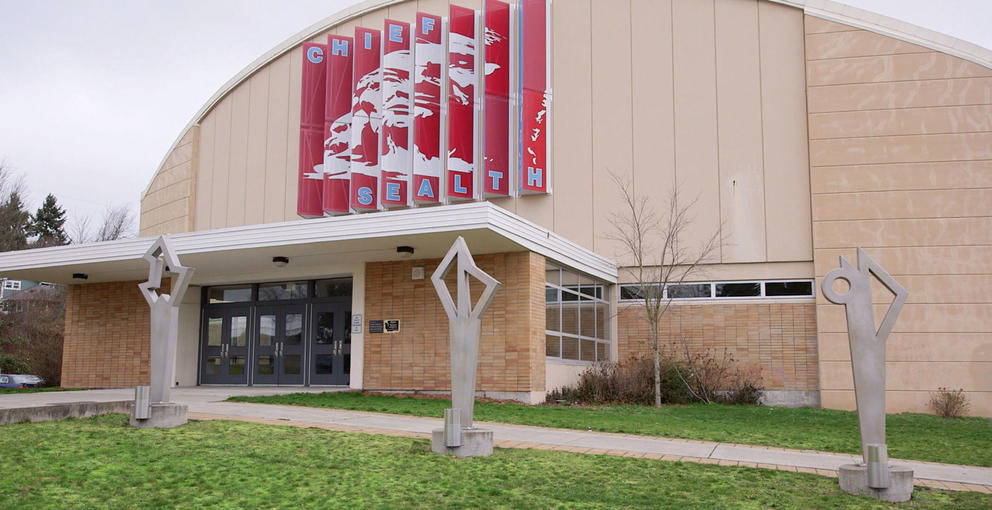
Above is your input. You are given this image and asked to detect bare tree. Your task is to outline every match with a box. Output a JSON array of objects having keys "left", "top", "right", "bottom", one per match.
[
  {"left": 95, "top": 204, "right": 135, "bottom": 241},
  {"left": 607, "top": 173, "right": 720, "bottom": 408},
  {"left": 69, "top": 214, "right": 93, "bottom": 244}
]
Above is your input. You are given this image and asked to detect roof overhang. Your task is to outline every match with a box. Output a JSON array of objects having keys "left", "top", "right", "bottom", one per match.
[{"left": 0, "top": 202, "right": 617, "bottom": 286}]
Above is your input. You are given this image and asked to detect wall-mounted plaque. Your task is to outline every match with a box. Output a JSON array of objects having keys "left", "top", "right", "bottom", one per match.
[
  {"left": 385, "top": 319, "right": 400, "bottom": 333},
  {"left": 368, "top": 320, "right": 384, "bottom": 334}
]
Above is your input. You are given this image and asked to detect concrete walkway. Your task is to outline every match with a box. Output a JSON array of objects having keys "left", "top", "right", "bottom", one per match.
[{"left": 3, "top": 387, "right": 991, "bottom": 494}]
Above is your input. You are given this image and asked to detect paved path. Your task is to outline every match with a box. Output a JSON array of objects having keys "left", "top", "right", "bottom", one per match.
[{"left": 4, "top": 388, "right": 991, "bottom": 494}]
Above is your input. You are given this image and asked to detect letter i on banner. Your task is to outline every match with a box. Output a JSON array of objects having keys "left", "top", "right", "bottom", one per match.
[
  {"left": 350, "top": 27, "right": 383, "bottom": 211},
  {"left": 298, "top": 43, "right": 326, "bottom": 218},
  {"left": 483, "top": 0, "right": 511, "bottom": 197},
  {"left": 323, "top": 35, "right": 353, "bottom": 215},
  {"left": 447, "top": 5, "right": 477, "bottom": 201},
  {"left": 380, "top": 20, "right": 412, "bottom": 208},
  {"left": 519, "top": 0, "right": 550, "bottom": 195},
  {"left": 413, "top": 13, "right": 443, "bottom": 204}
]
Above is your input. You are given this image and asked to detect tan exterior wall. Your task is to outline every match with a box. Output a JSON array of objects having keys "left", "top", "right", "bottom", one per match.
[
  {"left": 617, "top": 302, "right": 818, "bottom": 392},
  {"left": 363, "top": 251, "right": 546, "bottom": 394},
  {"left": 805, "top": 16, "right": 992, "bottom": 416},
  {"left": 62, "top": 281, "right": 163, "bottom": 389},
  {"left": 139, "top": 127, "right": 198, "bottom": 236},
  {"left": 149, "top": 0, "right": 813, "bottom": 282}
]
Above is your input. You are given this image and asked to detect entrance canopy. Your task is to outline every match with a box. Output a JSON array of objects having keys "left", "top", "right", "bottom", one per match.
[{"left": 0, "top": 202, "right": 617, "bottom": 285}]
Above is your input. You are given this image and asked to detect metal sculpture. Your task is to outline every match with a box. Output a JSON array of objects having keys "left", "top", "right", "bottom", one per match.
[
  {"left": 822, "top": 248, "right": 911, "bottom": 499},
  {"left": 431, "top": 236, "right": 500, "bottom": 429},
  {"left": 138, "top": 235, "right": 194, "bottom": 403}
]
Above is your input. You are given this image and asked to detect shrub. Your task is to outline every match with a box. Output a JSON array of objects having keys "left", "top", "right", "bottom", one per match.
[
  {"left": 546, "top": 357, "right": 692, "bottom": 405},
  {"left": 0, "top": 353, "right": 31, "bottom": 374},
  {"left": 929, "top": 387, "right": 970, "bottom": 418}
]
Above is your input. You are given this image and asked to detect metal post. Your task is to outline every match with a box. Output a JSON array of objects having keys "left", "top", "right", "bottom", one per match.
[
  {"left": 134, "top": 386, "right": 151, "bottom": 420},
  {"left": 444, "top": 408, "right": 463, "bottom": 447}
]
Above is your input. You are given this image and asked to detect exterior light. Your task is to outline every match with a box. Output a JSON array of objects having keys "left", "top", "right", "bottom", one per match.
[
  {"left": 272, "top": 256, "right": 289, "bottom": 267},
  {"left": 397, "top": 246, "right": 415, "bottom": 258},
  {"left": 72, "top": 273, "right": 88, "bottom": 280}
]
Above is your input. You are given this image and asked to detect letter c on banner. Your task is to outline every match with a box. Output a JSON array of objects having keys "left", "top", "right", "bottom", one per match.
[{"left": 306, "top": 45, "right": 324, "bottom": 64}]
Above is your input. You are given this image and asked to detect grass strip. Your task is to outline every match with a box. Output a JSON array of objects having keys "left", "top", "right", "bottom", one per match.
[
  {"left": 228, "top": 392, "right": 992, "bottom": 467},
  {"left": 0, "top": 387, "right": 84, "bottom": 394},
  {"left": 1, "top": 414, "right": 989, "bottom": 508}
]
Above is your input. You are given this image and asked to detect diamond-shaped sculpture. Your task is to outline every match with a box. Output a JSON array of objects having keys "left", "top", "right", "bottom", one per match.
[
  {"left": 138, "top": 235, "right": 194, "bottom": 403},
  {"left": 431, "top": 236, "right": 500, "bottom": 429}
]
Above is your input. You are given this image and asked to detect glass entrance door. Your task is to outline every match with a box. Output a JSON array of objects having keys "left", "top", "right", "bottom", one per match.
[
  {"left": 252, "top": 305, "right": 306, "bottom": 385},
  {"left": 309, "top": 300, "right": 351, "bottom": 385},
  {"left": 200, "top": 306, "right": 250, "bottom": 384}
]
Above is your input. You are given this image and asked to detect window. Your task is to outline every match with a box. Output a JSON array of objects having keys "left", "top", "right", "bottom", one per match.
[
  {"left": 545, "top": 265, "right": 610, "bottom": 363},
  {"left": 208, "top": 285, "right": 252, "bottom": 304},
  {"left": 619, "top": 279, "right": 814, "bottom": 302},
  {"left": 3, "top": 280, "right": 21, "bottom": 291},
  {"left": 258, "top": 281, "right": 308, "bottom": 301}
]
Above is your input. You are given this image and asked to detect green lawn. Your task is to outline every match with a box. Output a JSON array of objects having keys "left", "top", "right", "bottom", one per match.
[
  {"left": 1, "top": 415, "right": 988, "bottom": 508},
  {"left": 0, "top": 387, "right": 83, "bottom": 394},
  {"left": 228, "top": 392, "right": 992, "bottom": 467}
]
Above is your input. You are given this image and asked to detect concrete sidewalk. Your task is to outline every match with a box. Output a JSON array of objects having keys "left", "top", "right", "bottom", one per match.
[{"left": 4, "top": 388, "right": 991, "bottom": 494}]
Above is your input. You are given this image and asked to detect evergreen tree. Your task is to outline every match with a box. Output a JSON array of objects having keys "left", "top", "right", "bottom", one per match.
[
  {"left": 29, "top": 194, "right": 69, "bottom": 248},
  {"left": 0, "top": 191, "right": 31, "bottom": 252}
]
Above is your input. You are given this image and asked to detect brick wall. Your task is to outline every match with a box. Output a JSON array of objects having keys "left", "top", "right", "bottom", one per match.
[
  {"left": 617, "top": 302, "right": 818, "bottom": 391},
  {"left": 363, "top": 251, "right": 546, "bottom": 393},
  {"left": 62, "top": 280, "right": 163, "bottom": 389}
]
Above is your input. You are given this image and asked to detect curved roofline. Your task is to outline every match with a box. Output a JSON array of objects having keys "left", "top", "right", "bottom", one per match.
[
  {"left": 142, "top": 0, "right": 403, "bottom": 199},
  {"left": 142, "top": 0, "right": 992, "bottom": 200}
]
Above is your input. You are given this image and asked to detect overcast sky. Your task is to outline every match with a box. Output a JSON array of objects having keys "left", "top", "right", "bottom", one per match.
[{"left": 1, "top": 0, "right": 989, "bottom": 235}]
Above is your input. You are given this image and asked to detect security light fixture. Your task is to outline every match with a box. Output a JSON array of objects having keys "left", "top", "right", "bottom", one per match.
[
  {"left": 396, "top": 246, "right": 415, "bottom": 258},
  {"left": 272, "top": 256, "right": 289, "bottom": 267},
  {"left": 72, "top": 273, "right": 88, "bottom": 280}
]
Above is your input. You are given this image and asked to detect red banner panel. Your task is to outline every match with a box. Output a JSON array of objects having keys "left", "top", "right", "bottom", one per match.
[
  {"left": 350, "top": 27, "right": 382, "bottom": 211},
  {"left": 323, "top": 35, "right": 353, "bottom": 215},
  {"left": 380, "top": 20, "right": 412, "bottom": 208},
  {"left": 298, "top": 43, "right": 327, "bottom": 218},
  {"left": 519, "top": 0, "right": 550, "bottom": 195},
  {"left": 413, "top": 12, "right": 443, "bottom": 204},
  {"left": 483, "top": 0, "right": 510, "bottom": 197},
  {"left": 447, "top": 5, "right": 476, "bottom": 201}
]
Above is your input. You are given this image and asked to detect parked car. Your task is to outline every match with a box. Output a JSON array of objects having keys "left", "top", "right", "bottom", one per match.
[{"left": 0, "top": 374, "right": 45, "bottom": 388}]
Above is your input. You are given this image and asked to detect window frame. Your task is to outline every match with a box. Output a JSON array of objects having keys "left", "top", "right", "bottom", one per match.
[
  {"left": 545, "top": 265, "right": 611, "bottom": 364},
  {"left": 618, "top": 279, "right": 815, "bottom": 303}
]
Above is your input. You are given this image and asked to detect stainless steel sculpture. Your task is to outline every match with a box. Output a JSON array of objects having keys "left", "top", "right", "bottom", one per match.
[
  {"left": 822, "top": 248, "right": 913, "bottom": 501},
  {"left": 430, "top": 237, "right": 500, "bottom": 456},
  {"left": 132, "top": 235, "right": 193, "bottom": 428}
]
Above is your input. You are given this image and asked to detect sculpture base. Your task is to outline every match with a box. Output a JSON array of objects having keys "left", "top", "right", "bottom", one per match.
[
  {"left": 838, "top": 463, "right": 913, "bottom": 502},
  {"left": 431, "top": 428, "right": 493, "bottom": 457},
  {"left": 130, "top": 402, "right": 188, "bottom": 428}
]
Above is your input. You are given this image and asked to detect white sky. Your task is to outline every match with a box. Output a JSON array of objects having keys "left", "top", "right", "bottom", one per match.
[{"left": 0, "top": 0, "right": 989, "bottom": 232}]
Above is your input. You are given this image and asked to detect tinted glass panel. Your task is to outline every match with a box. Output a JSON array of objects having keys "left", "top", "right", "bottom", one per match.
[
  {"left": 208, "top": 285, "right": 252, "bottom": 304},
  {"left": 258, "top": 281, "right": 308, "bottom": 301},
  {"left": 344, "top": 311, "right": 351, "bottom": 345},
  {"left": 315, "top": 278, "right": 352, "bottom": 298},
  {"left": 257, "top": 356, "right": 274, "bottom": 375},
  {"left": 715, "top": 282, "right": 760, "bottom": 298},
  {"left": 343, "top": 354, "right": 351, "bottom": 374},
  {"left": 229, "top": 356, "right": 245, "bottom": 375},
  {"left": 207, "top": 317, "right": 222, "bottom": 346},
  {"left": 668, "top": 284, "right": 711, "bottom": 299},
  {"left": 545, "top": 287, "right": 558, "bottom": 303},
  {"left": 205, "top": 356, "right": 221, "bottom": 375},
  {"left": 545, "top": 335, "right": 560, "bottom": 357},
  {"left": 545, "top": 267, "right": 560, "bottom": 285},
  {"left": 765, "top": 281, "right": 813, "bottom": 296},
  {"left": 561, "top": 337, "right": 579, "bottom": 360},
  {"left": 230, "top": 316, "right": 247, "bottom": 347},
  {"left": 284, "top": 355, "right": 301, "bottom": 375},
  {"left": 315, "top": 355, "right": 333, "bottom": 375},
  {"left": 596, "top": 342, "right": 609, "bottom": 362},
  {"left": 579, "top": 284, "right": 601, "bottom": 299},
  {"left": 316, "top": 312, "right": 334, "bottom": 344},
  {"left": 546, "top": 304, "right": 560, "bottom": 331},
  {"left": 594, "top": 303, "right": 607, "bottom": 340},
  {"left": 258, "top": 315, "right": 275, "bottom": 347},
  {"left": 580, "top": 339, "right": 596, "bottom": 362},
  {"left": 561, "top": 306, "right": 578, "bottom": 335},
  {"left": 579, "top": 299, "right": 594, "bottom": 338},
  {"left": 285, "top": 314, "right": 303, "bottom": 345}
]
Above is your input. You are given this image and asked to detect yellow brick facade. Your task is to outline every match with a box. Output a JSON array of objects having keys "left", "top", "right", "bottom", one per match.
[
  {"left": 363, "top": 252, "right": 546, "bottom": 393},
  {"left": 617, "top": 303, "right": 818, "bottom": 391}
]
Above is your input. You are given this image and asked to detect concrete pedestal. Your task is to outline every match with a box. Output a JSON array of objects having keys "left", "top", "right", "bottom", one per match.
[
  {"left": 431, "top": 428, "right": 493, "bottom": 457},
  {"left": 130, "top": 402, "right": 188, "bottom": 428},
  {"left": 838, "top": 463, "right": 914, "bottom": 502}
]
